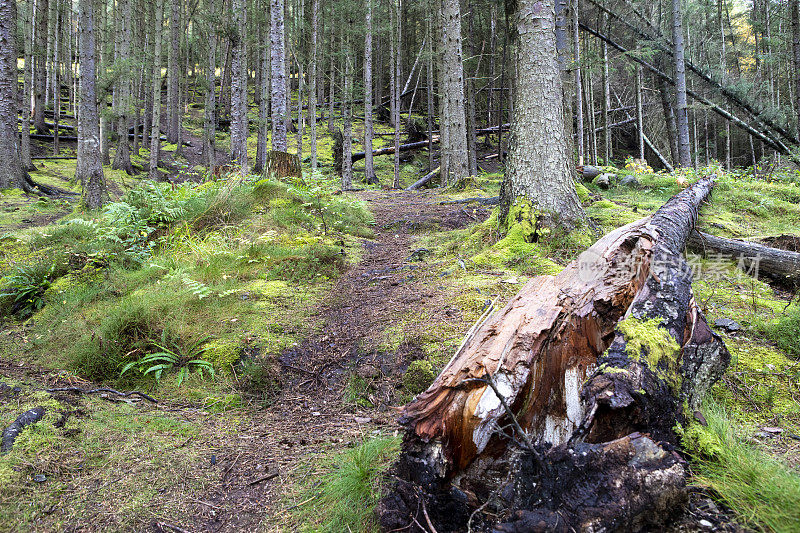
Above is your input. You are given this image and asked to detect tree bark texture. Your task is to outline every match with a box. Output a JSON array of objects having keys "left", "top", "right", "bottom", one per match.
[
  {"left": 148, "top": 0, "right": 166, "bottom": 181},
  {"left": 77, "top": 0, "right": 107, "bottom": 208},
  {"left": 203, "top": 0, "right": 218, "bottom": 168},
  {"left": 167, "top": 0, "right": 181, "bottom": 145},
  {"left": 270, "top": 0, "right": 288, "bottom": 152},
  {"left": 21, "top": 0, "right": 34, "bottom": 170},
  {"left": 378, "top": 177, "right": 730, "bottom": 532},
  {"left": 309, "top": 0, "right": 318, "bottom": 170},
  {"left": 363, "top": 0, "right": 376, "bottom": 184},
  {"left": 230, "top": 0, "right": 249, "bottom": 172},
  {"left": 438, "top": 0, "right": 469, "bottom": 184},
  {"left": 0, "top": 0, "right": 26, "bottom": 190},
  {"left": 112, "top": 0, "right": 134, "bottom": 175},
  {"left": 503, "top": 0, "right": 585, "bottom": 229},
  {"left": 672, "top": 0, "right": 692, "bottom": 167},
  {"left": 34, "top": 0, "right": 49, "bottom": 134}
]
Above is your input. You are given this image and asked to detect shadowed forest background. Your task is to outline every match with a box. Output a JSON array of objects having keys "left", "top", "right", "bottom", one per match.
[{"left": 0, "top": 0, "right": 799, "bottom": 531}]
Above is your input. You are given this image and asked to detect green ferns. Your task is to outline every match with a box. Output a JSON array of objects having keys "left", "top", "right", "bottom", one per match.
[{"left": 121, "top": 333, "right": 215, "bottom": 385}]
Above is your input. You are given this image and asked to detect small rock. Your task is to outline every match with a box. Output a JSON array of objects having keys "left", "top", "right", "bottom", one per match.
[
  {"left": 713, "top": 318, "right": 741, "bottom": 332},
  {"left": 354, "top": 416, "right": 372, "bottom": 424},
  {"left": 501, "top": 277, "right": 519, "bottom": 284},
  {"left": 593, "top": 174, "right": 612, "bottom": 189},
  {"left": 620, "top": 174, "right": 640, "bottom": 187},
  {"left": 255, "top": 464, "right": 265, "bottom": 471},
  {"left": 699, "top": 519, "right": 713, "bottom": 529},
  {"left": 581, "top": 165, "right": 603, "bottom": 180},
  {"left": 33, "top": 474, "right": 46, "bottom": 483},
  {"left": 762, "top": 426, "right": 783, "bottom": 434},
  {"left": 312, "top": 411, "right": 321, "bottom": 417},
  {"left": 408, "top": 248, "right": 431, "bottom": 261}
]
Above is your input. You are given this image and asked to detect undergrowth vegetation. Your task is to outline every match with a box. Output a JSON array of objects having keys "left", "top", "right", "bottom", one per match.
[{"left": 0, "top": 171, "right": 373, "bottom": 403}]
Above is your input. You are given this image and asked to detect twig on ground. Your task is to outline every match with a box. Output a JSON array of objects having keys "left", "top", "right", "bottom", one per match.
[{"left": 46, "top": 387, "right": 158, "bottom": 403}]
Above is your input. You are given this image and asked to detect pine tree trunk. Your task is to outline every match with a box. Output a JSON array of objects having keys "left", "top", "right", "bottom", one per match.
[
  {"left": 671, "top": 0, "right": 691, "bottom": 167},
  {"left": 270, "top": 0, "right": 287, "bottom": 152},
  {"left": 636, "top": 64, "right": 645, "bottom": 160},
  {"left": 0, "top": 0, "right": 26, "bottom": 190},
  {"left": 149, "top": 0, "right": 166, "bottom": 180},
  {"left": 21, "top": 0, "right": 34, "bottom": 170},
  {"left": 76, "top": 0, "right": 106, "bottom": 208},
  {"left": 503, "top": 0, "right": 585, "bottom": 229},
  {"left": 33, "top": 0, "right": 49, "bottom": 134},
  {"left": 327, "top": 7, "right": 335, "bottom": 134},
  {"left": 426, "top": 8, "right": 435, "bottom": 172},
  {"left": 255, "top": 9, "right": 269, "bottom": 173},
  {"left": 465, "top": 3, "right": 478, "bottom": 177},
  {"left": 438, "top": 0, "right": 469, "bottom": 184},
  {"left": 167, "top": 0, "right": 181, "bottom": 144},
  {"left": 391, "top": 0, "right": 401, "bottom": 188},
  {"left": 309, "top": 0, "right": 318, "bottom": 170},
  {"left": 363, "top": 0, "right": 376, "bottom": 183},
  {"left": 601, "top": 8, "right": 610, "bottom": 163},
  {"left": 573, "top": 0, "right": 583, "bottom": 165},
  {"left": 230, "top": 0, "right": 249, "bottom": 172},
  {"left": 342, "top": 33, "right": 353, "bottom": 190},
  {"left": 203, "top": 0, "right": 218, "bottom": 168},
  {"left": 792, "top": 0, "right": 800, "bottom": 137},
  {"left": 112, "top": 0, "right": 134, "bottom": 175}
]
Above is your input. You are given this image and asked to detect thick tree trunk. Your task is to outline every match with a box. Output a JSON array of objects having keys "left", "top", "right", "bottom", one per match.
[
  {"left": 503, "top": 0, "right": 585, "bottom": 230},
  {"left": 0, "top": 0, "right": 26, "bottom": 190},
  {"left": 270, "top": 0, "right": 287, "bottom": 152},
  {"left": 76, "top": 0, "right": 107, "bottom": 209},
  {"left": 438, "top": 0, "right": 469, "bottom": 184},
  {"left": 378, "top": 177, "right": 729, "bottom": 532},
  {"left": 229, "top": 0, "right": 248, "bottom": 172},
  {"left": 112, "top": 0, "right": 134, "bottom": 175},
  {"left": 255, "top": 15, "right": 269, "bottom": 174}
]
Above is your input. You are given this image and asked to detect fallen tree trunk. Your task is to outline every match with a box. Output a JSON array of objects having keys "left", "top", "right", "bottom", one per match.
[
  {"left": 378, "top": 177, "right": 730, "bottom": 532},
  {"left": 405, "top": 167, "right": 440, "bottom": 190},
  {"left": 688, "top": 230, "right": 800, "bottom": 284},
  {"left": 352, "top": 137, "right": 439, "bottom": 163}
]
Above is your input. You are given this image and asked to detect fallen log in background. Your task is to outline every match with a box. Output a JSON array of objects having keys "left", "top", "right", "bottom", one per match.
[
  {"left": 378, "top": 177, "right": 730, "bottom": 532},
  {"left": 688, "top": 230, "right": 800, "bottom": 284}
]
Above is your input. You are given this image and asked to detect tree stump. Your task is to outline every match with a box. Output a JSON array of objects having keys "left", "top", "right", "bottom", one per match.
[
  {"left": 264, "top": 150, "right": 301, "bottom": 179},
  {"left": 377, "top": 177, "right": 731, "bottom": 532},
  {"left": 332, "top": 128, "right": 344, "bottom": 176}
]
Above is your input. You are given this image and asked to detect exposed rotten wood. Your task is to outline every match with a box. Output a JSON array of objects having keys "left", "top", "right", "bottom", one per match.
[{"left": 378, "top": 177, "right": 730, "bottom": 533}]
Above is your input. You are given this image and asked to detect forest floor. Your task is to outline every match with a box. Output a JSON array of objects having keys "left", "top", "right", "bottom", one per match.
[{"left": 1, "top": 119, "right": 799, "bottom": 531}]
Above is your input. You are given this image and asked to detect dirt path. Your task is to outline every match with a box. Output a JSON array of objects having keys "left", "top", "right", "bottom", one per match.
[{"left": 185, "top": 190, "right": 487, "bottom": 532}]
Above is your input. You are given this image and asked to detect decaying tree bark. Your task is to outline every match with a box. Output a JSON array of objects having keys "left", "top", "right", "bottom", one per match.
[
  {"left": 378, "top": 177, "right": 730, "bottom": 532},
  {"left": 264, "top": 150, "right": 300, "bottom": 179}
]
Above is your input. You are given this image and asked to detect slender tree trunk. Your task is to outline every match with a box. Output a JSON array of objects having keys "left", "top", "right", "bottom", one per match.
[
  {"left": 438, "top": 0, "right": 468, "bottom": 184},
  {"left": 76, "top": 0, "right": 106, "bottom": 208},
  {"left": 342, "top": 31, "right": 353, "bottom": 190},
  {"left": 573, "top": 0, "right": 583, "bottom": 164},
  {"left": 503, "top": 0, "right": 585, "bottom": 229},
  {"left": 392, "top": 0, "right": 401, "bottom": 188},
  {"left": 363, "top": 0, "right": 376, "bottom": 183},
  {"left": 21, "top": 0, "right": 34, "bottom": 170},
  {"left": 203, "top": 0, "right": 218, "bottom": 168},
  {"left": 671, "top": 0, "right": 691, "bottom": 167},
  {"left": 230, "top": 0, "right": 248, "bottom": 171},
  {"left": 167, "top": 0, "right": 181, "bottom": 144},
  {"left": 327, "top": 7, "right": 335, "bottom": 134},
  {"left": 99, "top": 0, "right": 110, "bottom": 165},
  {"left": 309, "top": 0, "right": 318, "bottom": 170},
  {"left": 792, "top": 0, "right": 800, "bottom": 138},
  {"left": 601, "top": 6, "right": 610, "bottom": 163},
  {"left": 636, "top": 64, "right": 645, "bottom": 160},
  {"left": 52, "top": 1, "right": 60, "bottom": 156},
  {"left": 426, "top": 8, "right": 435, "bottom": 171},
  {"left": 112, "top": 0, "right": 134, "bottom": 174},
  {"left": 34, "top": 0, "right": 49, "bottom": 134},
  {"left": 270, "top": 0, "right": 287, "bottom": 152},
  {"left": 465, "top": 4, "right": 478, "bottom": 177},
  {"left": 149, "top": 0, "right": 166, "bottom": 180},
  {"left": 255, "top": 7, "right": 269, "bottom": 173}
]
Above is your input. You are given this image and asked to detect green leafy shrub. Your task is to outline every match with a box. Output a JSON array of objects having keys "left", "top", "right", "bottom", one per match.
[
  {"left": 0, "top": 262, "right": 57, "bottom": 318},
  {"left": 120, "top": 332, "right": 214, "bottom": 385}
]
